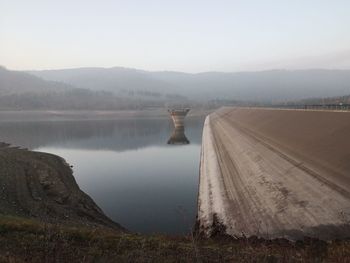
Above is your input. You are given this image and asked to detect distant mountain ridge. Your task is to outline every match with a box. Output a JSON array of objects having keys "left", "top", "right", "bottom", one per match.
[
  {"left": 1, "top": 66, "right": 350, "bottom": 109},
  {"left": 0, "top": 67, "right": 167, "bottom": 110},
  {"left": 28, "top": 67, "right": 177, "bottom": 94},
  {"left": 29, "top": 67, "right": 350, "bottom": 102},
  {"left": 0, "top": 66, "right": 71, "bottom": 95}
]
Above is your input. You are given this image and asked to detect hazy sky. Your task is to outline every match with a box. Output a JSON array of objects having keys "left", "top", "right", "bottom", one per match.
[{"left": 1, "top": 0, "right": 350, "bottom": 72}]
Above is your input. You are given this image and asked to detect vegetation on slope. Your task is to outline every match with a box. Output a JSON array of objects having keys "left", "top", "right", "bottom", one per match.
[
  {"left": 1, "top": 215, "right": 349, "bottom": 263},
  {"left": 0, "top": 67, "right": 185, "bottom": 110}
]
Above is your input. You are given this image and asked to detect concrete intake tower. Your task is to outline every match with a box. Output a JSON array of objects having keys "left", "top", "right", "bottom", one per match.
[
  {"left": 167, "top": 108, "right": 190, "bottom": 145},
  {"left": 168, "top": 108, "right": 190, "bottom": 128}
]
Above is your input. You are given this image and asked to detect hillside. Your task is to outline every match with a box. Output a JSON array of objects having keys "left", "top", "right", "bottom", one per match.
[
  {"left": 0, "top": 66, "right": 71, "bottom": 95},
  {"left": 291, "top": 94, "right": 350, "bottom": 105},
  {"left": 3, "top": 66, "right": 350, "bottom": 109},
  {"left": 0, "top": 142, "right": 124, "bottom": 230},
  {"left": 0, "top": 67, "right": 169, "bottom": 110},
  {"left": 30, "top": 67, "right": 350, "bottom": 102}
]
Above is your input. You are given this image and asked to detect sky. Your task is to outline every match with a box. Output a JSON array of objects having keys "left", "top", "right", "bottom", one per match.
[{"left": 1, "top": 0, "right": 350, "bottom": 72}]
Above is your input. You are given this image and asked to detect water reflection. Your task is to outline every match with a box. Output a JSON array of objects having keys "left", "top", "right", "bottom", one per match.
[
  {"left": 167, "top": 127, "right": 190, "bottom": 145},
  {"left": 0, "top": 115, "right": 205, "bottom": 234},
  {"left": 0, "top": 117, "right": 203, "bottom": 151}
]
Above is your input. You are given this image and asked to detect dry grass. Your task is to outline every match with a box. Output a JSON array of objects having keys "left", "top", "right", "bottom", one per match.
[{"left": 0, "top": 215, "right": 349, "bottom": 263}]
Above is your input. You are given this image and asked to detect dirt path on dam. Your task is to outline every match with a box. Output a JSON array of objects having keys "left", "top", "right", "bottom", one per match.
[{"left": 198, "top": 107, "right": 350, "bottom": 240}]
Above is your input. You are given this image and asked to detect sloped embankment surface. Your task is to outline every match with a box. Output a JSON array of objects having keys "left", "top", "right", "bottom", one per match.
[
  {"left": 0, "top": 143, "right": 124, "bottom": 231},
  {"left": 198, "top": 107, "right": 350, "bottom": 240}
]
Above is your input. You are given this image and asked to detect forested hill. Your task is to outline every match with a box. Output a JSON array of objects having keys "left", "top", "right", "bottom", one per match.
[
  {"left": 0, "top": 67, "right": 183, "bottom": 110},
  {"left": 30, "top": 67, "right": 350, "bottom": 102},
  {"left": 0, "top": 66, "right": 71, "bottom": 95},
  {"left": 2, "top": 66, "right": 350, "bottom": 110}
]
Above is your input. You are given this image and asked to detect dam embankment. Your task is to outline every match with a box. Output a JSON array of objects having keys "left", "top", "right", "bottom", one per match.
[{"left": 197, "top": 107, "right": 350, "bottom": 240}]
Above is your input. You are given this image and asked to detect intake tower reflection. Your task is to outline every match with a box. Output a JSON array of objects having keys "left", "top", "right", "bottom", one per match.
[{"left": 167, "top": 127, "right": 190, "bottom": 145}]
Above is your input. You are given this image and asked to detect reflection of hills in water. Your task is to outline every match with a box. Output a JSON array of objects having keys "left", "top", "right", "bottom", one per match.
[
  {"left": 0, "top": 117, "right": 204, "bottom": 151},
  {"left": 167, "top": 127, "right": 190, "bottom": 145}
]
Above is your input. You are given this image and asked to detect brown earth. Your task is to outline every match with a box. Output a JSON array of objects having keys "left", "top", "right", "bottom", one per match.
[
  {"left": 217, "top": 107, "right": 350, "bottom": 183},
  {"left": 0, "top": 142, "right": 124, "bottom": 231},
  {"left": 198, "top": 107, "right": 350, "bottom": 240}
]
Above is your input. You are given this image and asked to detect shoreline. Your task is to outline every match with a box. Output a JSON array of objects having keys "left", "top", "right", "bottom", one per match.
[
  {"left": 0, "top": 142, "right": 125, "bottom": 232},
  {"left": 0, "top": 109, "right": 211, "bottom": 122}
]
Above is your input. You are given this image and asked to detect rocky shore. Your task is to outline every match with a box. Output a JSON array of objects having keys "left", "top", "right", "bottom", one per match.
[{"left": 0, "top": 142, "right": 124, "bottom": 231}]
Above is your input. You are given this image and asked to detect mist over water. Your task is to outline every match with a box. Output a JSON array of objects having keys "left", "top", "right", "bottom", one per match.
[{"left": 0, "top": 116, "right": 205, "bottom": 234}]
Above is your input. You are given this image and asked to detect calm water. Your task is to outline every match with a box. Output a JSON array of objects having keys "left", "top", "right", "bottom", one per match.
[{"left": 0, "top": 116, "right": 204, "bottom": 234}]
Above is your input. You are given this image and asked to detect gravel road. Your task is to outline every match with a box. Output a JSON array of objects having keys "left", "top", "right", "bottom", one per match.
[{"left": 197, "top": 107, "right": 350, "bottom": 240}]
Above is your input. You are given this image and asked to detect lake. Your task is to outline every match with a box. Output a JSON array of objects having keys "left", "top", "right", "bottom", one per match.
[{"left": 0, "top": 115, "right": 205, "bottom": 235}]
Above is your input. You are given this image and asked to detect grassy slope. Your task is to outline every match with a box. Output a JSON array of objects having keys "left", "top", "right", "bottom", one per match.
[{"left": 0, "top": 215, "right": 349, "bottom": 263}]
